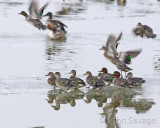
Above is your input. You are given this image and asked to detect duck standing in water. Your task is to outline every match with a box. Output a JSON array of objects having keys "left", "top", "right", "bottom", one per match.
[
  {"left": 43, "top": 12, "right": 67, "bottom": 40},
  {"left": 126, "top": 72, "right": 145, "bottom": 87},
  {"left": 19, "top": 0, "right": 48, "bottom": 30},
  {"left": 55, "top": 72, "right": 74, "bottom": 91},
  {"left": 69, "top": 70, "right": 86, "bottom": 88},
  {"left": 98, "top": 67, "right": 114, "bottom": 85},
  {"left": 46, "top": 72, "right": 57, "bottom": 89},
  {"left": 134, "top": 22, "right": 156, "bottom": 39},
  {"left": 112, "top": 71, "right": 133, "bottom": 88},
  {"left": 100, "top": 32, "right": 142, "bottom": 77},
  {"left": 84, "top": 71, "right": 105, "bottom": 89}
]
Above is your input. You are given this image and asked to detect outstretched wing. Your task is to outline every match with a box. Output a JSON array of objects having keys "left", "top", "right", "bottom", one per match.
[
  {"left": 38, "top": 2, "right": 49, "bottom": 19},
  {"left": 29, "top": 0, "right": 39, "bottom": 19},
  {"left": 119, "top": 48, "right": 142, "bottom": 64},
  {"left": 29, "top": 0, "right": 48, "bottom": 19},
  {"left": 105, "top": 32, "right": 122, "bottom": 57}
]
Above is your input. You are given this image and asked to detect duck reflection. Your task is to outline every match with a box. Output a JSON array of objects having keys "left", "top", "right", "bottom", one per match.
[
  {"left": 84, "top": 88, "right": 114, "bottom": 107},
  {"left": 117, "top": 0, "right": 126, "bottom": 6},
  {"left": 47, "top": 88, "right": 85, "bottom": 110},
  {"left": 101, "top": 89, "right": 155, "bottom": 127}
]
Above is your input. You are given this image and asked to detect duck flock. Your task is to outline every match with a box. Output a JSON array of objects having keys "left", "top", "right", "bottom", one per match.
[{"left": 19, "top": 0, "right": 157, "bottom": 91}]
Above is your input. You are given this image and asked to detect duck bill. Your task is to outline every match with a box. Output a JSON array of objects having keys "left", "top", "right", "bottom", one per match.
[
  {"left": 68, "top": 72, "right": 71, "bottom": 74},
  {"left": 99, "top": 48, "right": 102, "bottom": 50},
  {"left": 45, "top": 74, "right": 49, "bottom": 76},
  {"left": 98, "top": 70, "right": 102, "bottom": 72},
  {"left": 83, "top": 73, "right": 87, "bottom": 75}
]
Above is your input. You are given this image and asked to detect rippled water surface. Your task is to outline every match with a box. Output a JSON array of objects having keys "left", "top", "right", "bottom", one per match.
[{"left": 0, "top": 0, "right": 160, "bottom": 128}]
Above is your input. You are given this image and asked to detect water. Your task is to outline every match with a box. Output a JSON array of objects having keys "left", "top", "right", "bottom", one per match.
[{"left": 0, "top": 0, "right": 160, "bottom": 128}]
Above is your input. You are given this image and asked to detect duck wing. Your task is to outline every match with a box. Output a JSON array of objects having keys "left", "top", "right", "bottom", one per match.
[
  {"left": 29, "top": 0, "right": 48, "bottom": 19},
  {"left": 119, "top": 48, "right": 142, "bottom": 64},
  {"left": 72, "top": 77, "right": 85, "bottom": 84},
  {"left": 105, "top": 35, "right": 118, "bottom": 57},
  {"left": 38, "top": 2, "right": 49, "bottom": 19},
  {"left": 29, "top": 0, "right": 39, "bottom": 19}
]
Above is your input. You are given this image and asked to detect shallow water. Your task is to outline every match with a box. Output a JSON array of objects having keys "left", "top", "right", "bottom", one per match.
[{"left": 0, "top": 0, "right": 160, "bottom": 128}]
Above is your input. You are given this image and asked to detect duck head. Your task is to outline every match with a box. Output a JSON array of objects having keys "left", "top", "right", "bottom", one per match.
[
  {"left": 55, "top": 72, "right": 61, "bottom": 79},
  {"left": 99, "top": 46, "right": 107, "bottom": 51},
  {"left": 126, "top": 72, "right": 133, "bottom": 78},
  {"left": 99, "top": 67, "right": 108, "bottom": 73},
  {"left": 45, "top": 72, "right": 55, "bottom": 77},
  {"left": 113, "top": 71, "right": 120, "bottom": 78},
  {"left": 83, "top": 71, "right": 92, "bottom": 76},
  {"left": 69, "top": 70, "right": 76, "bottom": 77},
  {"left": 19, "top": 11, "right": 28, "bottom": 17},
  {"left": 137, "top": 22, "right": 142, "bottom": 27},
  {"left": 43, "top": 12, "right": 52, "bottom": 19}
]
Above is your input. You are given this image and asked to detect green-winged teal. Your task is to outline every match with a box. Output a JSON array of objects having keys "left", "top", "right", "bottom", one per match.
[
  {"left": 45, "top": 72, "right": 57, "bottom": 89},
  {"left": 43, "top": 12, "right": 67, "bottom": 40},
  {"left": 112, "top": 71, "right": 133, "bottom": 88},
  {"left": 69, "top": 70, "right": 86, "bottom": 88},
  {"left": 126, "top": 72, "right": 145, "bottom": 86},
  {"left": 100, "top": 32, "right": 142, "bottom": 77},
  {"left": 136, "top": 22, "right": 156, "bottom": 39},
  {"left": 84, "top": 71, "right": 105, "bottom": 89},
  {"left": 98, "top": 67, "right": 114, "bottom": 84},
  {"left": 19, "top": 0, "right": 48, "bottom": 30},
  {"left": 55, "top": 72, "right": 74, "bottom": 91}
]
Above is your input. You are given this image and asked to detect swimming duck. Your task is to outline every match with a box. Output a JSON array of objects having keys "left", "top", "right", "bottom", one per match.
[
  {"left": 69, "top": 70, "right": 86, "bottom": 88},
  {"left": 45, "top": 72, "right": 57, "bottom": 89},
  {"left": 98, "top": 67, "right": 114, "bottom": 84},
  {"left": 84, "top": 71, "right": 105, "bottom": 89},
  {"left": 43, "top": 12, "right": 67, "bottom": 40},
  {"left": 55, "top": 72, "right": 74, "bottom": 91},
  {"left": 100, "top": 32, "right": 142, "bottom": 77},
  {"left": 126, "top": 72, "right": 145, "bottom": 86},
  {"left": 19, "top": 0, "right": 48, "bottom": 30},
  {"left": 136, "top": 22, "right": 156, "bottom": 39}
]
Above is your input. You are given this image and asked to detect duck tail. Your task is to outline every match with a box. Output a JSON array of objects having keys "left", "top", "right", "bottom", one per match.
[
  {"left": 61, "top": 27, "right": 67, "bottom": 34},
  {"left": 151, "top": 34, "right": 156, "bottom": 38}
]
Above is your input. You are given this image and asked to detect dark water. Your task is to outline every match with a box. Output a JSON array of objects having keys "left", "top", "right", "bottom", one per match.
[{"left": 0, "top": 0, "right": 160, "bottom": 128}]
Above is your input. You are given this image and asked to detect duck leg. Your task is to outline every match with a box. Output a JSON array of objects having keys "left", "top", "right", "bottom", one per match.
[{"left": 120, "top": 70, "right": 123, "bottom": 78}]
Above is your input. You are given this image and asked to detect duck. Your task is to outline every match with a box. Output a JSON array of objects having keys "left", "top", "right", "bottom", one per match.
[
  {"left": 112, "top": 71, "right": 133, "bottom": 88},
  {"left": 45, "top": 72, "right": 57, "bottom": 89},
  {"left": 55, "top": 72, "right": 74, "bottom": 91},
  {"left": 126, "top": 72, "right": 145, "bottom": 86},
  {"left": 100, "top": 32, "right": 142, "bottom": 77},
  {"left": 69, "top": 70, "right": 86, "bottom": 88},
  {"left": 43, "top": 12, "right": 67, "bottom": 40},
  {"left": 84, "top": 71, "right": 105, "bottom": 89},
  {"left": 136, "top": 22, "right": 156, "bottom": 39},
  {"left": 98, "top": 67, "right": 114, "bottom": 84},
  {"left": 19, "top": 0, "right": 48, "bottom": 30}
]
